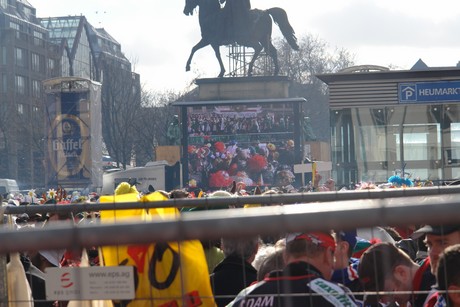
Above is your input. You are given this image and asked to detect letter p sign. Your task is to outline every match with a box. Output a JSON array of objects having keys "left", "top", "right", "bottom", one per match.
[{"left": 399, "top": 84, "right": 416, "bottom": 103}]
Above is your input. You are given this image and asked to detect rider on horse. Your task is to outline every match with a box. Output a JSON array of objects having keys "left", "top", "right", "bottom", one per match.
[{"left": 220, "top": 0, "right": 252, "bottom": 43}]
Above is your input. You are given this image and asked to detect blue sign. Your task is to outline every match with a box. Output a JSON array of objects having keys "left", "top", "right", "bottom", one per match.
[{"left": 399, "top": 81, "right": 460, "bottom": 103}]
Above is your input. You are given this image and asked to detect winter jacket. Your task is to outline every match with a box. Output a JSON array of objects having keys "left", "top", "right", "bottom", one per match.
[{"left": 210, "top": 255, "right": 258, "bottom": 307}]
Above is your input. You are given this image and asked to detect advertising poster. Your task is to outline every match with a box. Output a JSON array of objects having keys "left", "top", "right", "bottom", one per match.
[
  {"left": 46, "top": 91, "right": 92, "bottom": 187},
  {"left": 44, "top": 77, "right": 102, "bottom": 190}
]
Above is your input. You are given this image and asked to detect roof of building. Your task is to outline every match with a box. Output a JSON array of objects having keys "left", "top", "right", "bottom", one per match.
[
  {"left": 40, "top": 16, "right": 85, "bottom": 49},
  {"left": 317, "top": 60, "right": 460, "bottom": 84},
  {"left": 17, "top": 0, "right": 33, "bottom": 7},
  {"left": 317, "top": 66, "right": 460, "bottom": 84}
]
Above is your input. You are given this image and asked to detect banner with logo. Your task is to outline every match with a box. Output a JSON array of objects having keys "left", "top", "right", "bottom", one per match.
[
  {"left": 44, "top": 77, "right": 103, "bottom": 189},
  {"left": 100, "top": 192, "right": 215, "bottom": 307}
]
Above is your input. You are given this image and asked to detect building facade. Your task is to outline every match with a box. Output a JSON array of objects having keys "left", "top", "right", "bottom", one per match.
[
  {"left": 0, "top": 0, "right": 60, "bottom": 187},
  {"left": 318, "top": 65, "right": 460, "bottom": 188},
  {"left": 0, "top": 0, "right": 140, "bottom": 189}
]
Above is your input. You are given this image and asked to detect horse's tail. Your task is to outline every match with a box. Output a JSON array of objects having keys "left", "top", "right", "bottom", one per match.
[{"left": 266, "top": 7, "right": 299, "bottom": 51}]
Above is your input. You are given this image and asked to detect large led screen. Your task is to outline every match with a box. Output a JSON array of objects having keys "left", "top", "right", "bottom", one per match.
[{"left": 186, "top": 103, "right": 298, "bottom": 190}]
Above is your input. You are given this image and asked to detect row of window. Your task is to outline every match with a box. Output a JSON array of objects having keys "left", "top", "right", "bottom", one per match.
[
  {"left": 96, "top": 36, "right": 121, "bottom": 53},
  {"left": 13, "top": 47, "right": 48, "bottom": 73},
  {"left": 1, "top": 74, "right": 42, "bottom": 98},
  {"left": 1, "top": 0, "right": 35, "bottom": 16},
  {"left": 16, "top": 103, "right": 39, "bottom": 115},
  {"left": 7, "top": 10, "right": 47, "bottom": 47},
  {"left": 9, "top": 22, "right": 46, "bottom": 47},
  {"left": 1, "top": 46, "right": 56, "bottom": 73}
]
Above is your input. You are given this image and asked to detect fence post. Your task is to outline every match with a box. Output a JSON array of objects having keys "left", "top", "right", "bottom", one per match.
[{"left": 0, "top": 206, "right": 8, "bottom": 307}]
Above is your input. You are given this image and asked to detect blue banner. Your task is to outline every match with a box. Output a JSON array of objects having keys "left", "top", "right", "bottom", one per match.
[{"left": 399, "top": 81, "right": 460, "bottom": 103}]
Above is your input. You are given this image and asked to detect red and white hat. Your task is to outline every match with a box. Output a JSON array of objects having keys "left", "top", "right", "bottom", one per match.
[{"left": 286, "top": 232, "right": 336, "bottom": 251}]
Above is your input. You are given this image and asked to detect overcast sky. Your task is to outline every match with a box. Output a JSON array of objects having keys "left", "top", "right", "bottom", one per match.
[{"left": 31, "top": 0, "right": 460, "bottom": 92}]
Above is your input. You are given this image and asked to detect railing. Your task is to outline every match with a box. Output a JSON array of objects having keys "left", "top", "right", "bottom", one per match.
[
  {"left": 2, "top": 186, "right": 460, "bottom": 306},
  {"left": 2, "top": 186, "right": 460, "bottom": 252}
]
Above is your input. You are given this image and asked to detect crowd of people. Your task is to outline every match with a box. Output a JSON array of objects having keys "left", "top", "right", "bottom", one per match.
[
  {"left": 2, "top": 178, "right": 460, "bottom": 307},
  {"left": 187, "top": 138, "right": 297, "bottom": 189},
  {"left": 186, "top": 108, "right": 298, "bottom": 191},
  {"left": 188, "top": 111, "right": 294, "bottom": 137}
]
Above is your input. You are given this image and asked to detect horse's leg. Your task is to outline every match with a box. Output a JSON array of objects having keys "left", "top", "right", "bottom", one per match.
[
  {"left": 211, "top": 43, "right": 226, "bottom": 78},
  {"left": 247, "top": 43, "right": 263, "bottom": 77},
  {"left": 186, "top": 39, "right": 209, "bottom": 72},
  {"left": 263, "top": 40, "right": 279, "bottom": 76}
]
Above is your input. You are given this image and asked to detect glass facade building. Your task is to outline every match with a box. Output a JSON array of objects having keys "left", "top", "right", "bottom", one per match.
[
  {"left": 317, "top": 67, "right": 460, "bottom": 187},
  {"left": 40, "top": 16, "right": 94, "bottom": 79}
]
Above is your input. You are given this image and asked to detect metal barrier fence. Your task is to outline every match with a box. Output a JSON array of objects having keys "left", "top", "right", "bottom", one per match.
[{"left": 2, "top": 186, "right": 460, "bottom": 306}]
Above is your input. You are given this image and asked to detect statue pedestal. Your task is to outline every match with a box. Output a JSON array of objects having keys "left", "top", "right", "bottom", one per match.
[
  {"left": 156, "top": 146, "right": 181, "bottom": 165},
  {"left": 196, "top": 76, "right": 291, "bottom": 100}
]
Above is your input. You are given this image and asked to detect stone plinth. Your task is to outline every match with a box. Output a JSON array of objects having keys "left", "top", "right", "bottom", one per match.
[
  {"left": 196, "top": 76, "right": 291, "bottom": 100},
  {"left": 156, "top": 146, "right": 181, "bottom": 165}
]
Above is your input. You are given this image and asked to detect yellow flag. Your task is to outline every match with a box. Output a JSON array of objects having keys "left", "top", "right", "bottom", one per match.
[{"left": 100, "top": 191, "right": 215, "bottom": 306}]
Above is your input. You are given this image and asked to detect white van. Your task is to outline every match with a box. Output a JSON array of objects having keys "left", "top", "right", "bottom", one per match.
[{"left": 0, "top": 179, "right": 19, "bottom": 195}]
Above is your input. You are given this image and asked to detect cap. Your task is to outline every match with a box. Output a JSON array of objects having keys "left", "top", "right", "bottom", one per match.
[
  {"left": 286, "top": 232, "right": 336, "bottom": 251},
  {"left": 411, "top": 224, "right": 460, "bottom": 240},
  {"left": 352, "top": 238, "right": 374, "bottom": 259},
  {"left": 338, "top": 229, "right": 357, "bottom": 250}
]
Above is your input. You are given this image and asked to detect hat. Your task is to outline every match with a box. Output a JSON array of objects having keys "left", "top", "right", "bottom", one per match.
[
  {"left": 411, "top": 224, "right": 460, "bottom": 240},
  {"left": 338, "top": 229, "right": 357, "bottom": 250},
  {"left": 183, "top": 190, "right": 233, "bottom": 212},
  {"left": 286, "top": 232, "right": 336, "bottom": 251},
  {"left": 39, "top": 249, "right": 65, "bottom": 267}
]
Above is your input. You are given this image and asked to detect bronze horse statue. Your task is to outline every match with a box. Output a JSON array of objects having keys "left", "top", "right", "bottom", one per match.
[{"left": 183, "top": 0, "right": 299, "bottom": 77}]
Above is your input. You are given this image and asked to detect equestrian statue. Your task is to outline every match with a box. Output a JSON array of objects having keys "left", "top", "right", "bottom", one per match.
[{"left": 183, "top": 0, "right": 300, "bottom": 77}]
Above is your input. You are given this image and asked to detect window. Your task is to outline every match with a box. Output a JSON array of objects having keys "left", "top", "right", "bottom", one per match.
[
  {"left": 1, "top": 75, "right": 7, "bottom": 93},
  {"left": 15, "top": 75, "right": 26, "bottom": 95},
  {"left": 9, "top": 21, "right": 20, "bottom": 31},
  {"left": 48, "top": 58, "right": 55, "bottom": 71},
  {"left": 32, "top": 80, "right": 41, "bottom": 98},
  {"left": 0, "top": 0, "right": 6, "bottom": 8},
  {"left": 9, "top": 21, "right": 21, "bottom": 39},
  {"left": 32, "top": 106, "right": 40, "bottom": 121},
  {"left": 31, "top": 53, "right": 39, "bottom": 72},
  {"left": 33, "top": 30, "right": 44, "bottom": 46},
  {"left": 15, "top": 48, "right": 26, "bottom": 68},
  {"left": 23, "top": 6, "right": 33, "bottom": 18},
  {"left": 1, "top": 46, "right": 6, "bottom": 65},
  {"left": 17, "top": 103, "right": 24, "bottom": 115}
]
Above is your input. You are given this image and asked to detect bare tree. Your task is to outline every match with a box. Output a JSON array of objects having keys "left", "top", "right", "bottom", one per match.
[
  {"left": 0, "top": 103, "right": 13, "bottom": 178},
  {"left": 100, "top": 59, "right": 142, "bottom": 169},
  {"left": 272, "top": 34, "right": 355, "bottom": 87},
  {"left": 16, "top": 103, "right": 46, "bottom": 188},
  {"left": 132, "top": 89, "right": 184, "bottom": 166},
  {"left": 252, "top": 33, "right": 355, "bottom": 141}
]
